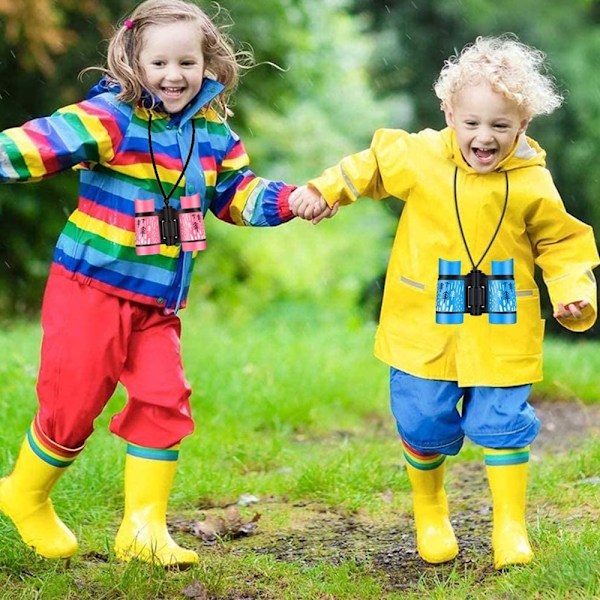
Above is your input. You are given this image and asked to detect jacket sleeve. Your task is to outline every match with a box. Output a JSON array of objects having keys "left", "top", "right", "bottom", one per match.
[
  {"left": 209, "top": 125, "right": 294, "bottom": 227},
  {"left": 0, "top": 97, "right": 123, "bottom": 183},
  {"left": 308, "top": 128, "right": 416, "bottom": 207},
  {"left": 526, "top": 170, "right": 599, "bottom": 332}
]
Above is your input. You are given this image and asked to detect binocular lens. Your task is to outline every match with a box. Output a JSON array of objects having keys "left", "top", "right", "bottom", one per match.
[
  {"left": 435, "top": 258, "right": 516, "bottom": 324},
  {"left": 133, "top": 194, "right": 206, "bottom": 256},
  {"left": 435, "top": 259, "right": 464, "bottom": 324}
]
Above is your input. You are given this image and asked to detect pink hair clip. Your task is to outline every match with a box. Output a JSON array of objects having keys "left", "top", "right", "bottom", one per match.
[{"left": 124, "top": 18, "right": 135, "bottom": 30}]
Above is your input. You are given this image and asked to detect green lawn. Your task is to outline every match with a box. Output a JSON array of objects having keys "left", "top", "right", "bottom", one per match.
[{"left": 0, "top": 299, "right": 598, "bottom": 599}]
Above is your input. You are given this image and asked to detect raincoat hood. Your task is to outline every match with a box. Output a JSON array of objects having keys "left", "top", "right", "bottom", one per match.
[
  {"left": 86, "top": 76, "right": 224, "bottom": 124},
  {"left": 441, "top": 127, "right": 546, "bottom": 174}
]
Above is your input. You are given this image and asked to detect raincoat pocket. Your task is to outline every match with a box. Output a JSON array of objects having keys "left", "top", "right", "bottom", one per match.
[
  {"left": 377, "top": 274, "right": 453, "bottom": 362},
  {"left": 493, "top": 289, "right": 544, "bottom": 357}
]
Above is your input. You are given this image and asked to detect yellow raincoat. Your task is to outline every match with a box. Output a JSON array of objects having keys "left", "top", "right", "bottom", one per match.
[{"left": 309, "top": 128, "right": 599, "bottom": 386}]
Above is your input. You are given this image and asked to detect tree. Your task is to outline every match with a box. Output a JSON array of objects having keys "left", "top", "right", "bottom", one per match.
[{"left": 0, "top": 0, "right": 123, "bottom": 313}]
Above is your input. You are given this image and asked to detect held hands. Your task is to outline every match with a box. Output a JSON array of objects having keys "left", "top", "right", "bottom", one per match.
[
  {"left": 553, "top": 300, "right": 589, "bottom": 320},
  {"left": 289, "top": 185, "right": 339, "bottom": 224}
]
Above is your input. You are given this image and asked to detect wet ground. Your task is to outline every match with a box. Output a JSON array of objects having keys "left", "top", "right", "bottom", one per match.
[{"left": 182, "top": 399, "right": 600, "bottom": 599}]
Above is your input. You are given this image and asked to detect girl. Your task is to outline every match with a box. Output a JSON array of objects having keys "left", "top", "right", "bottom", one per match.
[
  {"left": 290, "top": 35, "right": 598, "bottom": 569},
  {"left": 0, "top": 0, "right": 295, "bottom": 566}
]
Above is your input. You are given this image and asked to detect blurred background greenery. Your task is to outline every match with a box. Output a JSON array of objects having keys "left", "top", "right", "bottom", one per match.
[{"left": 0, "top": 0, "right": 598, "bottom": 339}]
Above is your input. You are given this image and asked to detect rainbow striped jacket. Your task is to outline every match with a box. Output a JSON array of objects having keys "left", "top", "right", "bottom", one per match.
[{"left": 0, "top": 78, "right": 294, "bottom": 311}]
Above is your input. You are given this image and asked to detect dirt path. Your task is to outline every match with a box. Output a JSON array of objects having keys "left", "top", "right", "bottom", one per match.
[
  {"left": 241, "top": 400, "right": 599, "bottom": 596},
  {"left": 175, "top": 399, "right": 599, "bottom": 599},
  {"left": 532, "top": 397, "right": 600, "bottom": 454}
]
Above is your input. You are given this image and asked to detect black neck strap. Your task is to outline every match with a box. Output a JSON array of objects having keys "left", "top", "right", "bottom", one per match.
[
  {"left": 147, "top": 114, "right": 196, "bottom": 207},
  {"left": 453, "top": 167, "right": 509, "bottom": 270}
]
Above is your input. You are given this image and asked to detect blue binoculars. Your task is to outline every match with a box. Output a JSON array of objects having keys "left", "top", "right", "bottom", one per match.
[{"left": 435, "top": 258, "right": 516, "bottom": 324}]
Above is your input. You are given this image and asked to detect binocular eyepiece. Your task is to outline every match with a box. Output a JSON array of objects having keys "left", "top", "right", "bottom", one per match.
[
  {"left": 435, "top": 258, "right": 516, "bottom": 324},
  {"left": 134, "top": 193, "right": 206, "bottom": 256}
]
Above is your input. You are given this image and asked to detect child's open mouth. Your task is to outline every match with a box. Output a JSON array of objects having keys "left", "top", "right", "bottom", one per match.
[
  {"left": 162, "top": 87, "right": 184, "bottom": 97},
  {"left": 473, "top": 147, "right": 497, "bottom": 163}
]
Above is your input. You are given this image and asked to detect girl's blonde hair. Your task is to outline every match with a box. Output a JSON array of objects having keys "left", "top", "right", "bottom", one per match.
[
  {"left": 434, "top": 34, "right": 563, "bottom": 119},
  {"left": 83, "top": 0, "right": 248, "bottom": 116}
]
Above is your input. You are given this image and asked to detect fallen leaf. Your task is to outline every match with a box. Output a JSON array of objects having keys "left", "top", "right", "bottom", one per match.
[
  {"left": 191, "top": 514, "right": 228, "bottom": 542},
  {"left": 181, "top": 579, "right": 209, "bottom": 599},
  {"left": 189, "top": 507, "right": 261, "bottom": 542}
]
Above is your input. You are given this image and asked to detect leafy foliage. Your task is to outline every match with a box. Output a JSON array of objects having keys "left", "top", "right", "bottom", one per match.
[{"left": 0, "top": 0, "right": 126, "bottom": 313}]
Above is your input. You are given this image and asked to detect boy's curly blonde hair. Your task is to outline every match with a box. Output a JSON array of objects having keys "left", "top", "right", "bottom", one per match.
[{"left": 434, "top": 35, "right": 563, "bottom": 119}]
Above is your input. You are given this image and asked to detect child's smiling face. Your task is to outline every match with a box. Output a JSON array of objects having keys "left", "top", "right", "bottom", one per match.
[
  {"left": 138, "top": 21, "right": 205, "bottom": 114},
  {"left": 444, "top": 80, "right": 529, "bottom": 174}
]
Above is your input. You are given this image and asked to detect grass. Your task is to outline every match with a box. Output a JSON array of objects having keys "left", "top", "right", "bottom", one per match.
[
  {"left": 537, "top": 337, "right": 600, "bottom": 403},
  {"left": 0, "top": 297, "right": 598, "bottom": 599}
]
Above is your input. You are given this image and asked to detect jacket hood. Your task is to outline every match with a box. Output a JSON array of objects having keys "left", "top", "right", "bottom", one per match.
[
  {"left": 441, "top": 127, "right": 546, "bottom": 173},
  {"left": 86, "top": 77, "right": 224, "bottom": 122}
]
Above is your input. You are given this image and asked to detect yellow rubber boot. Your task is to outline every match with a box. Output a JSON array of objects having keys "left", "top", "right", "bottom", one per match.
[
  {"left": 485, "top": 448, "right": 533, "bottom": 569},
  {"left": 114, "top": 447, "right": 199, "bottom": 567},
  {"left": 405, "top": 458, "right": 458, "bottom": 564},
  {"left": 0, "top": 436, "right": 78, "bottom": 559}
]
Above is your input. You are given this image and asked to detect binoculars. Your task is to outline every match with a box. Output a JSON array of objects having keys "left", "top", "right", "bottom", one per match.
[
  {"left": 134, "top": 193, "right": 206, "bottom": 256},
  {"left": 435, "top": 258, "right": 516, "bottom": 324}
]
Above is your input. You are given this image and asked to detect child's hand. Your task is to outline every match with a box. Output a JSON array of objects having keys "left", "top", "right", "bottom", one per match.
[
  {"left": 311, "top": 200, "right": 339, "bottom": 224},
  {"left": 553, "top": 300, "right": 590, "bottom": 320},
  {"left": 289, "top": 185, "right": 322, "bottom": 219},
  {"left": 290, "top": 185, "right": 338, "bottom": 223}
]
